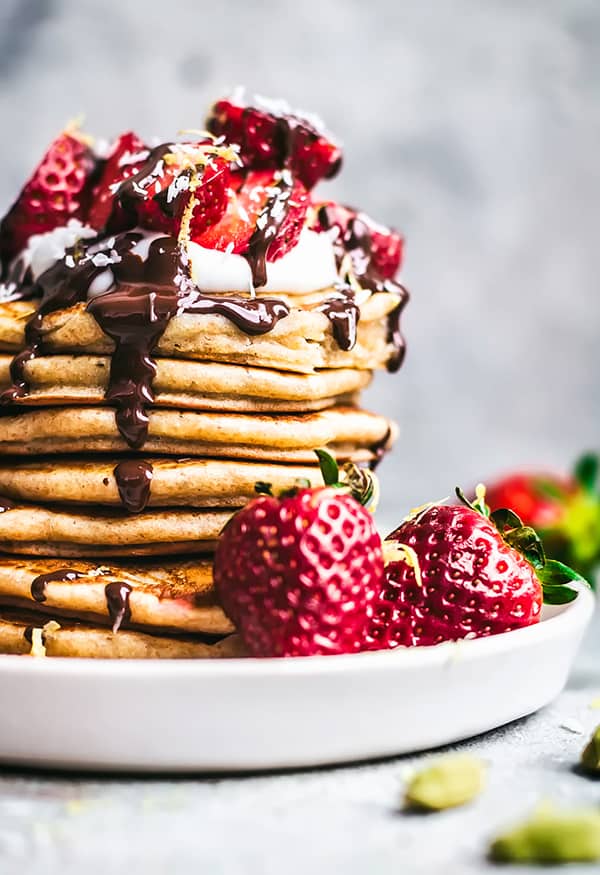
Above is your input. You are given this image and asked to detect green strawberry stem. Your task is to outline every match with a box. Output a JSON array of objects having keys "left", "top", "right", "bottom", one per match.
[
  {"left": 315, "top": 449, "right": 379, "bottom": 511},
  {"left": 252, "top": 450, "right": 379, "bottom": 511},
  {"left": 456, "top": 486, "right": 591, "bottom": 605}
]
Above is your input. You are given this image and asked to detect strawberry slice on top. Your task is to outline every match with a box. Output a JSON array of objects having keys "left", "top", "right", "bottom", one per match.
[
  {"left": 0, "top": 128, "right": 97, "bottom": 265},
  {"left": 207, "top": 96, "right": 343, "bottom": 190},
  {"left": 312, "top": 201, "right": 404, "bottom": 281},
  {"left": 88, "top": 136, "right": 234, "bottom": 239},
  {"left": 193, "top": 169, "right": 309, "bottom": 263}
]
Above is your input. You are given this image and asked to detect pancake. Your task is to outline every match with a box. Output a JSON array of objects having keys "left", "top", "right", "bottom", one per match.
[
  {"left": 0, "top": 355, "right": 370, "bottom": 412},
  {"left": 0, "top": 503, "right": 229, "bottom": 557},
  {"left": 0, "top": 405, "right": 396, "bottom": 462},
  {"left": 0, "top": 290, "right": 401, "bottom": 374},
  {"left": 0, "top": 457, "right": 322, "bottom": 508},
  {"left": 0, "top": 556, "right": 231, "bottom": 634},
  {"left": 0, "top": 612, "right": 246, "bottom": 659}
]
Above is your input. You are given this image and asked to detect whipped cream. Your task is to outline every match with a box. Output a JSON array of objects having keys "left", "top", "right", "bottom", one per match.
[
  {"left": 188, "top": 228, "right": 338, "bottom": 294},
  {"left": 22, "top": 220, "right": 97, "bottom": 280}
]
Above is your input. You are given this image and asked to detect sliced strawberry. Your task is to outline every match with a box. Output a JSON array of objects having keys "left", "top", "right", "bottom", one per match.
[
  {"left": 0, "top": 131, "right": 97, "bottom": 263},
  {"left": 87, "top": 131, "right": 149, "bottom": 232},
  {"left": 207, "top": 97, "right": 342, "bottom": 189},
  {"left": 312, "top": 201, "right": 404, "bottom": 280},
  {"left": 194, "top": 169, "right": 309, "bottom": 262},
  {"left": 363, "top": 215, "right": 404, "bottom": 280}
]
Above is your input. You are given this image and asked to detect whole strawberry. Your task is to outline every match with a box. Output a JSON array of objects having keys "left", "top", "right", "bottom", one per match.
[
  {"left": 214, "top": 452, "right": 383, "bottom": 657},
  {"left": 486, "top": 453, "right": 600, "bottom": 585},
  {"left": 0, "top": 128, "right": 96, "bottom": 264},
  {"left": 368, "top": 488, "right": 586, "bottom": 649}
]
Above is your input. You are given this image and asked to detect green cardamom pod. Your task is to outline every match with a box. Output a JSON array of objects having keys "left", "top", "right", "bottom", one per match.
[
  {"left": 581, "top": 724, "right": 600, "bottom": 773},
  {"left": 404, "top": 755, "right": 485, "bottom": 811},
  {"left": 490, "top": 805, "right": 600, "bottom": 863}
]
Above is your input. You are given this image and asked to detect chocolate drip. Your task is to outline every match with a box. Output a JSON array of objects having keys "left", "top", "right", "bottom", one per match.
[
  {"left": 385, "top": 285, "right": 409, "bottom": 373},
  {"left": 317, "top": 206, "right": 410, "bottom": 368},
  {"left": 245, "top": 172, "right": 295, "bottom": 288},
  {"left": 317, "top": 288, "right": 360, "bottom": 351},
  {"left": 368, "top": 427, "right": 392, "bottom": 471},
  {"left": 187, "top": 295, "right": 289, "bottom": 333},
  {"left": 30, "top": 568, "right": 83, "bottom": 603},
  {"left": 114, "top": 459, "right": 154, "bottom": 513},
  {"left": 104, "top": 581, "right": 133, "bottom": 633},
  {"left": 24, "top": 626, "right": 33, "bottom": 645},
  {"left": 0, "top": 495, "right": 15, "bottom": 513}
]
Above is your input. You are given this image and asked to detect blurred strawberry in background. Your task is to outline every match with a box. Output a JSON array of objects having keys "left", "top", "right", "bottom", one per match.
[{"left": 485, "top": 453, "right": 600, "bottom": 586}]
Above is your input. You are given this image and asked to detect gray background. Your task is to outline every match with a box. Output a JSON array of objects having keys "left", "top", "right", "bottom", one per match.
[
  {"left": 1, "top": 0, "right": 599, "bottom": 530},
  {"left": 0, "top": 2, "right": 599, "bottom": 872}
]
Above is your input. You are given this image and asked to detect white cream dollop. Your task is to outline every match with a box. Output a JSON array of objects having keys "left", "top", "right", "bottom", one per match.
[
  {"left": 187, "top": 228, "right": 338, "bottom": 294},
  {"left": 22, "top": 220, "right": 97, "bottom": 280}
]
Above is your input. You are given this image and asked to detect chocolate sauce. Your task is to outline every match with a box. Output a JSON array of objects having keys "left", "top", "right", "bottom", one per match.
[
  {"left": 104, "top": 581, "right": 133, "bottom": 633},
  {"left": 114, "top": 459, "right": 154, "bottom": 513},
  {"left": 30, "top": 568, "right": 83, "bottom": 603},
  {"left": 0, "top": 496, "right": 15, "bottom": 513},
  {"left": 368, "top": 427, "right": 392, "bottom": 471},
  {"left": 317, "top": 288, "right": 360, "bottom": 351},
  {"left": 245, "top": 172, "right": 295, "bottom": 288},
  {"left": 386, "top": 293, "right": 409, "bottom": 373},
  {"left": 317, "top": 206, "right": 409, "bottom": 369}
]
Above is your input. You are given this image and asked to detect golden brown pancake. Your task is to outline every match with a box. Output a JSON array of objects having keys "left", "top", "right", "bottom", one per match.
[
  {"left": 0, "top": 355, "right": 370, "bottom": 412},
  {"left": 0, "top": 503, "right": 230, "bottom": 557},
  {"left": 0, "top": 405, "right": 396, "bottom": 461},
  {"left": 0, "top": 457, "right": 322, "bottom": 508},
  {"left": 0, "top": 556, "right": 231, "bottom": 634},
  {"left": 0, "top": 290, "right": 400, "bottom": 373},
  {"left": 0, "top": 611, "right": 246, "bottom": 659}
]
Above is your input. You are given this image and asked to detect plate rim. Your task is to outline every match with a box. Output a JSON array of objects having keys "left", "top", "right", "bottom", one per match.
[{"left": 0, "top": 583, "right": 593, "bottom": 679}]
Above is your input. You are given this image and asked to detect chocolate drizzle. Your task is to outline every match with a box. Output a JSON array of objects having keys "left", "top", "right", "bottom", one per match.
[
  {"left": 368, "top": 427, "right": 392, "bottom": 471},
  {"left": 244, "top": 172, "right": 295, "bottom": 288},
  {"left": 317, "top": 205, "right": 409, "bottom": 368},
  {"left": 317, "top": 288, "right": 360, "bottom": 351},
  {"left": 30, "top": 568, "right": 83, "bottom": 604},
  {"left": 114, "top": 459, "right": 154, "bottom": 513},
  {"left": 104, "top": 581, "right": 132, "bottom": 633}
]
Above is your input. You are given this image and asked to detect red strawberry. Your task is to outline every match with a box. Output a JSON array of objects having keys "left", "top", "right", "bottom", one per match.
[
  {"left": 119, "top": 142, "right": 232, "bottom": 239},
  {"left": 87, "top": 131, "right": 149, "bottom": 232},
  {"left": 487, "top": 455, "right": 600, "bottom": 583},
  {"left": 88, "top": 136, "right": 232, "bottom": 238},
  {"left": 368, "top": 490, "right": 585, "bottom": 649},
  {"left": 486, "top": 472, "right": 574, "bottom": 531},
  {"left": 194, "top": 169, "right": 309, "bottom": 262},
  {"left": 213, "top": 452, "right": 383, "bottom": 657},
  {"left": 207, "top": 96, "right": 342, "bottom": 189},
  {"left": 0, "top": 130, "right": 96, "bottom": 263},
  {"left": 312, "top": 201, "right": 403, "bottom": 280}
]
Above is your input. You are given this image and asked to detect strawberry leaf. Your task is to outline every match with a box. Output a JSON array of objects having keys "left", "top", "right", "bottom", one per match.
[
  {"left": 315, "top": 449, "right": 340, "bottom": 486},
  {"left": 541, "top": 584, "right": 579, "bottom": 605},
  {"left": 255, "top": 481, "right": 273, "bottom": 495},
  {"left": 537, "top": 558, "right": 590, "bottom": 588},
  {"left": 574, "top": 453, "right": 599, "bottom": 495},
  {"left": 490, "top": 507, "right": 524, "bottom": 532}
]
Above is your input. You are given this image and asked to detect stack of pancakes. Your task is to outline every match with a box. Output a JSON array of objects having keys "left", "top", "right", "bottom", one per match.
[{"left": 0, "top": 235, "right": 405, "bottom": 657}]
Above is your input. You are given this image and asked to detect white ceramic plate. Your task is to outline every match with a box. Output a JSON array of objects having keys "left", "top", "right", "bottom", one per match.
[{"left": 0, "top": 586, "right": 594, "bottom": 772}]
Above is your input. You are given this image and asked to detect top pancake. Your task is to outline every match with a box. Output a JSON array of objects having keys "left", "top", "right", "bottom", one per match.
[{"left": 0, "top": 289, "right": 401, "bottom": 374}]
